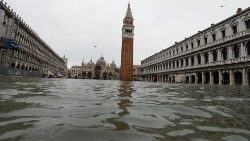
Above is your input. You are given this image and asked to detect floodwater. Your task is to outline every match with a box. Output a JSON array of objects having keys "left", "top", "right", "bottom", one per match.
[{"left": 0, "top": 78, "right": 250, "bottom": 141}]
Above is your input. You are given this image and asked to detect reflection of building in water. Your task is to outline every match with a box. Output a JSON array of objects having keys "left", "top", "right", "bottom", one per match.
[
  {"left": 141, "top": 8, "right": 250, "bottom": 85},
  {"left": 117, "top": 81, "right": 134, "bottom": 117},
  {"left": 69, "top": 56, "right": 119, "bottom": 80}
]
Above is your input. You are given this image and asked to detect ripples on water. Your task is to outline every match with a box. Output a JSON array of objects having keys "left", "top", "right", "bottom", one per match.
[{"left": 0, "top": 77, "right": 250, "bottom": 141}]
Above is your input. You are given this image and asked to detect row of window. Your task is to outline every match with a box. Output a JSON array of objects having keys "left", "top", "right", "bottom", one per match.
[
  {"left": 142, "top": 19, "right": 250, "bottom": 65},
  {"left": 145, "top": 43, "right": 250, "bottom": 73},
  {"left": 125, "top": 29, "right": 133, "bottom": 33}
]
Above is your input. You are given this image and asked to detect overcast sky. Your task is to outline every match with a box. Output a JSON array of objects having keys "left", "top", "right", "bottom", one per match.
[{"left": 4, "top": 0, "right": 249, "bottom": 68}]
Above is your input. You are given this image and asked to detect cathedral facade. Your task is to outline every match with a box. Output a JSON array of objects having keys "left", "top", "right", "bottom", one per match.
[
  {"left": 120, "top": 3, "right": 134, "bottom": 81},
  {"left": 70, "top": 57, "right": 119, "bottom": 80}
]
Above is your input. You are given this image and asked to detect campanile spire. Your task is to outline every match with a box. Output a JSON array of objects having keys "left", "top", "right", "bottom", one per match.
[{"left": 120, "top": 3, "right": 134, "bottom": 81}]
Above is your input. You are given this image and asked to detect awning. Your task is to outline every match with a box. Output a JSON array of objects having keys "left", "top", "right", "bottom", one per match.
[{"left": 0, "top": 38, "right": 22, "bottom": 49}]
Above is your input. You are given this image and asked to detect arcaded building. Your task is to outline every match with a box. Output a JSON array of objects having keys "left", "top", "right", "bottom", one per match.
[
  {"left": 0, "top": 1, "right": 67, "bottom": 77},
  {"left": 70, "top": 57, "right": 119, "bottom": 80},
  {"left": 141, "top": 8, "right": 250, "bottom": 85}
]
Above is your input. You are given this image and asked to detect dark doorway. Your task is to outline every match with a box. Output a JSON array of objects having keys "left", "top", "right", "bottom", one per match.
[
  {"left": 222, "top": 72, "right": 230, "bottom": 85},
  {"left": 108, "top": 73, "right": 113, "bottom": 80},
  {"left": 222, "top": 47, "right": 228, "bottom": 60},
  {"left": 172, "top": 76, "right": 175, "bottom": 83},
  {"left": 191, "top": 75, "right": 195, "bottom": 83},
  {"left": 88, "top": 72, "right": 92, "bottom": 79},
  {"left": 103, "top": 73, "right": 108, "bottom": 80},
  {"left": 233, "top": 44, "right": 240, "bottom": 59},
  {"left": 82, "top": 72, "right": 86, "bottom": 79},
  {"left": 213, "top": 71, "right": 219, "bottom": 84},
  {"left": 169, "top": 77, "right": 172, "bottom": 83},
  {"left": 204, "top": 72, "right": 210, "bottom": 84},
  {"left": 11, "top": 62, "right": 15, "bottom": 68},
  {"left": 197, "top": 72, "right": 202, "bottom": 83},
  {"left": 234, "top": 71, "right": 243, "bottom": 85},
  {"left": 154, "top": 76, "right": 157, "bottom": 82},
  {"left": 186, "top": 76, "right": 190, "bottom": 83},
  {"left": 16, "top": 64, "right": 21, "bottom": 69}
]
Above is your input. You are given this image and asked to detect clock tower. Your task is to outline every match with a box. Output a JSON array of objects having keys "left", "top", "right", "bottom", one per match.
[{"left": 120, "top": 3, "right": 134, "bottom": 81}]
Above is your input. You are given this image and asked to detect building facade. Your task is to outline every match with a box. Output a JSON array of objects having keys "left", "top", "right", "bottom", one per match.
[
  {"left": 141, "top": 8, "right": 250, "bottom": 85},
  {"left": 0, "top": 1, "right": 67, "bottom": 77},
  {"left": 120, "top": 3, "right": 134, "bottom": 81},
  {"left": 70, "top": 57, "right": 119, "bottom": 80}
]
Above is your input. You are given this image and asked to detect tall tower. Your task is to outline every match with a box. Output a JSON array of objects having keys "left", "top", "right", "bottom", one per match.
[{"left": 120, "top": 3, "right": 134, "bottom": 81}]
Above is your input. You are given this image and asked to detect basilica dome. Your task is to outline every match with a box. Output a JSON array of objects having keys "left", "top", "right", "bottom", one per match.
[
  {"left": 96, "top": 56, "right": 106, "bottom": 67},
  {"left": 110, "top": 60, "right": 116, "bottom": 69},
  {"left": 87, "top": 59, "right": 94, "bottom": 66}
]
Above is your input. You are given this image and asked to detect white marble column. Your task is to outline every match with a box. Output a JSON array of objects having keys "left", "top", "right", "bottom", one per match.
[
  {"left": 188, "top": 57, "right": 192, "bottom": 67},
  {"left": 201, "top": 53, "right": 205, "bottom": 65},
  {"left": 230, "top": 69, "right": 235, "bottom": 85},
  {"left": 210, "top": 71, "right": 214, "bottom": 84},
  {"left": 189, "top": 74, "right": 192, "bottom": 84},
  {"left": 194, "top": 55, "right": 198, "bottom": 66},
  {"left": 209, "top": 51, "right": 213, "bottom": 63},
  {"left": 217, "top": 49, "right": 222, "bottom": 62},
  {"left": 228, "top": 46, "right": 233, "bottom": 61},
  {"left": 242, "top": 68, "right": 247, "bottom": 85},
  {"left": 195, "top": 73, "right": 199, "bottom": 83},
  {"left": 219, "top": 70, "right": 222, "bottom": 85},
  {"left": 240, "top": 42, "right": 246, "bottom": 59},
  {"left": 202, "top": 72, "right": 206, "bottom": 84}
]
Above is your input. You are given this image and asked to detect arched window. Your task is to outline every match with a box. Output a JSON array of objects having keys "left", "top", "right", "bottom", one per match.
[
  {"left": 197, "top": 54, "right": 201, "bottom": 65},
  {"left": 191, "top": 56, "right": 194, "bottom": 66},
  {"left": 222, "top": 47, "right": 228, "bottom": 60},
  {"left": 233, "top": 44, "right": 240, "bottom": 59},
  {"left": 185, "top": 58, "right": 189, "bottom": 66},
  {"left": 213, "top": 50, "right": 217, "bottom": 62}
]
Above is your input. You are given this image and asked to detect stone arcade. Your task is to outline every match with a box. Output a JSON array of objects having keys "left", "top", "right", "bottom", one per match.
[{"left": 141, "top": 8, "right": 250, "bottom": 85}]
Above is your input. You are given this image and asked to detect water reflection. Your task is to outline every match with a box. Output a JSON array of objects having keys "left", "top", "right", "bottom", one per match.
[
  {"left": 106, "top": 81, "right": 134, "bottom": 131},
  {"left": 0, "top": 78, "right": 250, "bottom": 141},
  {"left": 117, "top": 81, "right": 134, "bottom": 117}
]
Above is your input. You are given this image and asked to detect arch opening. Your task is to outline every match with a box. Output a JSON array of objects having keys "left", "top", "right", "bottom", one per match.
[
  {"left": 222, "top": 72, "right": 230, "bottom": 85},
  {"left": 233, "top": 44, "right": 240, "bottom": 59},
  {"left": 191, "top": 75, "right": 195, "bottom": 83},
  {"left": 213, "top": 71, "right": 219, "bottom": 84},
  {"left": 103, "top": 73, "right": 108, "bottom": 80},
  {"left": 204, "top": 72, "right": 210, "bottom": 84},
  {"left": 185, "top": 76, "right": 190, "bottom": 83},
  {"left": 234, "top": 71, "right": 243, "bottom": 85},
  {"left": 197, "top": 72, "right": 202, "bottom": 83},
  {"left": 87, "top": 72, "right": 92, "bottom": 79},
  {"left": 222, "top": 48, "right": 228, "bottom": 60}
]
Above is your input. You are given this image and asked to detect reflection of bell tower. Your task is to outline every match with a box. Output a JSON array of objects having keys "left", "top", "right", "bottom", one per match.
[{"left": 120, "top": 3, "right": 134, "bottom": 81}]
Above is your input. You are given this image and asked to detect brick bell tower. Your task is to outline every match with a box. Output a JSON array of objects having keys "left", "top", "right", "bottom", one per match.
[{"left": 120, "top": 3, "right": 134, "bottom": 81}]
